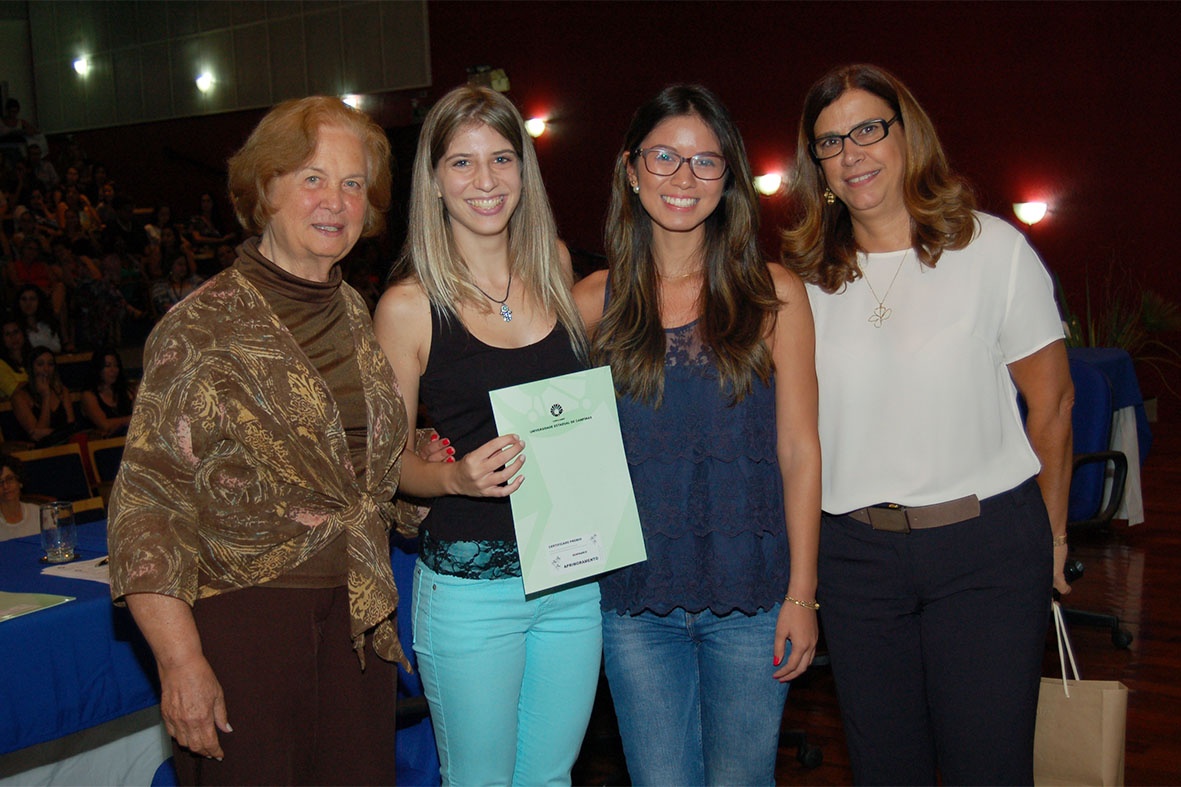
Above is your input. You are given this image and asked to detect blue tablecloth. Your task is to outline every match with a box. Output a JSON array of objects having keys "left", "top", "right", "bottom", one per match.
[
  {"left": 1067, "top": 347, "right": 1152, "bottom": 462},
  {"left": 0, "top": 521, "right": 158, "bottom": 755}
]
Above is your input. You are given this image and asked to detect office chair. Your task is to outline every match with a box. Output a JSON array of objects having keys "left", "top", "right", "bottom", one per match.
[{"left": 1061, "top": 358, "right": 1134, "bottom": 649}]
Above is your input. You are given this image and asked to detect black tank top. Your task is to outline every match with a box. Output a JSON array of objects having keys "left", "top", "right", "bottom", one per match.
[{"left": 418, "top": 307, "right": 584, "bottom": 542}]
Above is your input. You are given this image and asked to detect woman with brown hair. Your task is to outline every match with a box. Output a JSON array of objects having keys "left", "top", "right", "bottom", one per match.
[{"left": 781, "top": 64, "right": 1072, "bottom": 784}]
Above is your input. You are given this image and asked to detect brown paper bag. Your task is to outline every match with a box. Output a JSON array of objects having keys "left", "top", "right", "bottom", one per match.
[{"left": 1033, "top": 602, "right": 1129, "bottom": 786}]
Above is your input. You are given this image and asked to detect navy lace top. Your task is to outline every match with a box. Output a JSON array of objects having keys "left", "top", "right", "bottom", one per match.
[{"left": 599, "top": 320, "right": 790, "bottom": 616}]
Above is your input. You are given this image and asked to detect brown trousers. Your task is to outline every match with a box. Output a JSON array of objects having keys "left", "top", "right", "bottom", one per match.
[{"left": 173, "top": 584, "right": 398, "bottom": 786}]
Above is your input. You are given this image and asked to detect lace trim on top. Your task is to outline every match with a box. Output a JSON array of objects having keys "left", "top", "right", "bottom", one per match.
[
  {"left": 421, "top": 530, "right": 522, "bottom": 579},
  {"left": 600, "top": 320, "right": 790, "bottom": 614},
  {"left": 619, "top": 321, "right": 779, "bottom": 465}
]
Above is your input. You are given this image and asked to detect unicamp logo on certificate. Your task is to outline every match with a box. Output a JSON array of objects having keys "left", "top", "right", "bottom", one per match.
[{"left": 489, "top": 366, "right": 647, "bottom": 595}]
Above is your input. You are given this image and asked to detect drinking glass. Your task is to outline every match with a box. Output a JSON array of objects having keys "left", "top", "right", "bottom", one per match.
[{"left": 39, "top": 501, "right": 77, "bottom": 563}]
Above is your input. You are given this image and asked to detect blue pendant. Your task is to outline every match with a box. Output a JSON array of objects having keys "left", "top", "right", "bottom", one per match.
[{"left": 500, "top": 303, "right": 512, "bottom": 322}]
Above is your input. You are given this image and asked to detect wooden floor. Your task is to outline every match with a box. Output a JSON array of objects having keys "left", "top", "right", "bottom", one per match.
[{"left": 574, "top": 424, "right": 1181, "bottom": 785}]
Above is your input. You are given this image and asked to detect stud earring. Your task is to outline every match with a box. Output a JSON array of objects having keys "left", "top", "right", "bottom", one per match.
[
  {"left": 823, "top": 187, "right": 836, "bottom": 206},
  {"left": 632, "top": 183, "right": 640, "bottom": 195}
]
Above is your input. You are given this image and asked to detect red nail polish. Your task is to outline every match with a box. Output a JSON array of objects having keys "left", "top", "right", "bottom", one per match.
[
  {"left": 446, "top": 457, "right": 455, "bottom": 463},
  {"left": 773, "top": 656, "right": 782, "bottom": 666},
  {"left": 441, "top": 438, "right": 451, "bottom": 446},
  {"left": 430, "top": 433, "right": 439, "bottom": 441},
  {"left": 446, "top": 447, "right": 455, "bottom": 455}
]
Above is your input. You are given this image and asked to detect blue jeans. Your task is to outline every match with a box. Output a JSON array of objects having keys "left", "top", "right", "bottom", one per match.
[
  {"left": 412, "top": 561, "right": 602, "bottom": 786},
  {"left": 602, "top": 605, "right": 790, "bottom": 786}
]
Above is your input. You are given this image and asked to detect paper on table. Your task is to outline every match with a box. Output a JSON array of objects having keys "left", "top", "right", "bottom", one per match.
[
  {"left": 0, "top": 590, "right": 75, "bottom": 622},
  {"left": 41, "top": 555, "right": 111, "bottom": 584},
  {"left": 490, "top": 365, "right": 646, "bottom": 595}
]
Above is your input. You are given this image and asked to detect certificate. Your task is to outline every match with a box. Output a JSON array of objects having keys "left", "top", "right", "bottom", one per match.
[{"left": 490, "top": 365, "right": 646, "bottom": 595}]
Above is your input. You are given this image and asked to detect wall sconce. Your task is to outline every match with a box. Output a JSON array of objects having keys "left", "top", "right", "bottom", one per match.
[
  {"left": 1013, "top": 201, "right": 1048, "bottom": 226},
  {"left": 342, "top": 94, "right": 363, "bottom": 110},
  {"left": 524, "top": 118, "right": 547, "bottom": 138},
  {"left": 753, "top": 173, "right": 783, "bottom": 196},
  {"left": 195, "top": 72, "right": 214, "bottom": 93},
  {"left": 73, "top": 57, "right": 90, "bottom": 77}
]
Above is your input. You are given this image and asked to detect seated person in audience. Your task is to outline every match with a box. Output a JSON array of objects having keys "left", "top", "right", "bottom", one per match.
[
  {"left": 11, "top": 345, "right": 78, "bottom": 445},
  {"left": 15, "top": 284, "right": 64, "bottom": 352},
  {"left": 0, "top": 315, "right": 31, "bottom": 398},
  {"left": 71, "top": 254, "right": 145, "bottom": 350},
  {"left": 26, "top": 143, "right": 59, "bottom": 195},
  {"left": 7, "top": 230, "right": 54, "bottom": 291},
  {"left": 80, "top": 347, "right": 135, "bottom": 437},
  {"left": 0, "top": 454, "right": 40, "bottom": 540},
  {"left": 150, "top": 254, "right": 202, "bottom": 316},
  {"left": 214, "top": 241, "right": 237, "bottom": 271},
  {"left": 1, "top": 98, "right": 37, "bottom": 140}
]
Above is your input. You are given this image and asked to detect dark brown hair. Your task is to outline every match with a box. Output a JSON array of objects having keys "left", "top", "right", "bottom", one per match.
[{"left": 593, "top": 85, "right": 778, "bottom": 406}]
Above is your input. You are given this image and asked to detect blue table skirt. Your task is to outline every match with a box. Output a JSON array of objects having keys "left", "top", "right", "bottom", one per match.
[
  {"left": 0, "top": 522, "right": 159, "bottom": 755},
  {"left": 1067, "top": 346, "right": 1152, "bottom": 462}
]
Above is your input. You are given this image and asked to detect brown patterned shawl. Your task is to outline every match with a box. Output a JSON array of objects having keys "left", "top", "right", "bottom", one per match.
[{"left": 108, "top": 267, "right": 411, "bottom": 668}]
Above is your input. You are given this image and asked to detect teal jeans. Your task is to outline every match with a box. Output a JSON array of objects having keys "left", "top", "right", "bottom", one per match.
[{"left": 412, "top": 560, "right": 602, "bottom": 786}]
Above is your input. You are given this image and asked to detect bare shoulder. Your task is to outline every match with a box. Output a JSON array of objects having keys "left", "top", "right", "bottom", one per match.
[
  {"left": 767, "top": 261, "right": 807, "bottom": 303},
  {"left": 373, "top": 277, "right": 432, "bottom": 358},
  {"left": 572, "top": 268, "right": 609, "bottom": 327},
  {"left": 556, "top": 239, "right": 573, "bottom": 275},
  {"left": 375, "top": 278, "right": 430, "bottom": 327}
]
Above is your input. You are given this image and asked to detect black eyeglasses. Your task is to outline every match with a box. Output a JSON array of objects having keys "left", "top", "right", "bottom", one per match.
[
  {"left": 810, "top": 116, "right": 901, "bottom": 161},
  {"left": 634, "top": 148, "right": 728, "bottom": 181}
]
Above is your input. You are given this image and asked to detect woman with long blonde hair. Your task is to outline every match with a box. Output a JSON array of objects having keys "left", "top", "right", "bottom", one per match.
[{"left": 374, "top": 85, "right": 599, "bottom": 786}]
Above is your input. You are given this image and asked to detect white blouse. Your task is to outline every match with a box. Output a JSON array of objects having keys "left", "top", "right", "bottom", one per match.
[{"left": 808, "top": 212, "right": 1064, "bottom": 514}]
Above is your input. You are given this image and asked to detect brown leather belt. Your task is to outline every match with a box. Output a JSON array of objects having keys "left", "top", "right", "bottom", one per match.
[{"left": 845, "top": 495, "right": 981, "bottom": 533}]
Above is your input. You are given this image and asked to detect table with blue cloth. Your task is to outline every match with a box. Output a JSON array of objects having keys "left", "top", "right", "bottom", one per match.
[
  {"left": 1, "top": 522, "right": 441, "bottom": 786},
  {"left": 1067, "top": 347, "right": 1152, "bottom": 524},
  {"left": 0, "top": 521, "right": 169, "bottom": 785}
]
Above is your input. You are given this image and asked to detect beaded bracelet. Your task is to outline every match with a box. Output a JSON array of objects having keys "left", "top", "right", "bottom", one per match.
[
  {"left": 1052, "top": 534, "right": 1068, "bottom": 547},
  {"left": 784, "top": 594, "right": 820, "bottom": 611}
]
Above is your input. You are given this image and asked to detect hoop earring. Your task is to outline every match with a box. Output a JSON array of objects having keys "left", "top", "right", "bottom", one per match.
[{"left": 823, "top": 187, "right": 836, "bottom": 206}]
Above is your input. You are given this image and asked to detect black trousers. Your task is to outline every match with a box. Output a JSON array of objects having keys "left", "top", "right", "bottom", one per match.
[
  {"left": 818, "top": 478, "right": 1053, "bottom": 786},
  {"left": 173, "top": 585, "right": 398, "bottom": 786}
]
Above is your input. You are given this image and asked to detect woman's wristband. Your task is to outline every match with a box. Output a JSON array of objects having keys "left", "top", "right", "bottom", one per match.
[{"left": 784, "top": 594, "right": 820, "bottom": 611}]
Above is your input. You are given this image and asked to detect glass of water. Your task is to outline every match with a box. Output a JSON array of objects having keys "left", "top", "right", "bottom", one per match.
[{"left": 39, "top": 501, "right": 77, "bottom": 563}]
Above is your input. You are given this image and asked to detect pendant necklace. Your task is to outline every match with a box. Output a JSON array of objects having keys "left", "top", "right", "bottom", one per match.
[
  {"left": 862, "top": 250, "right": 910, "bottom": 328},
  {"left": 474, "top": 271, "right": 513, "bottom": 322}
]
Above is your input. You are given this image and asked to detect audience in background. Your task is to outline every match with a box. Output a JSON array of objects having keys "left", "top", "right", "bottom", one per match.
[
  {"left": 0, "top": 315, "right": 31, "bottom": 399},
  {"left": 11, "top": 345, "right": 78, "bottom": 446},
  {"left": 0, "top": 454, "right": 40, "bottom": 540},
  {"left": 79, "top": 347, "right": 135, "bottom": 437},
  {"left": 15, "top": 284, "right": 65, "bottom": 353}
]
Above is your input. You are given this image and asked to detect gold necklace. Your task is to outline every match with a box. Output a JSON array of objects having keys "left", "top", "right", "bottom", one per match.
[{"left": 862, "top": 250, "right": 910, "bottom": 328}]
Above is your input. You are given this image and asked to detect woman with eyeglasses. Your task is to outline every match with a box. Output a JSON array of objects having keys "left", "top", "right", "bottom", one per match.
[
  {"left": 780, "top": 64, "right": 1072, "bottom": 785},
  {"left": 573, "top": 85, "right": 820, "bottom": 786},
  {"left": 0, "top": 454, "right": 39, "bottom": 540}
]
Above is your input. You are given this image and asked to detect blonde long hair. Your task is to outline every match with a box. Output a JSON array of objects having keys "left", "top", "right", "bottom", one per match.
[{"left": 397, "top": 86, "right": 585, "bottom": 354}]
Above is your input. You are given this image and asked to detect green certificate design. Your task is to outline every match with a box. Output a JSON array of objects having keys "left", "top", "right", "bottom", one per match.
[{"left": 489, "top": 365, "right": 646, "bottom": 595}]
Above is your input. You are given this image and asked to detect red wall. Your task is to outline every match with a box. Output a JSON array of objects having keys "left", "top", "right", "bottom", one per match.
[{"left": 73, "top": 1, "right": 1181, "bottom": 399}]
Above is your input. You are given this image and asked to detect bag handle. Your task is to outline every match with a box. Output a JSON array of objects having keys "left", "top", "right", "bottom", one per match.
[{"left": 1051, "top": 600, "right": 1081, "bottom": 696}]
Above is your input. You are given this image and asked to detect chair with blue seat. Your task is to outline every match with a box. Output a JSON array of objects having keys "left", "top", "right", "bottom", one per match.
[{"left": 1060, "top": 358, "right": 1133, "bottom": 648}]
